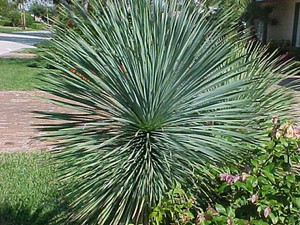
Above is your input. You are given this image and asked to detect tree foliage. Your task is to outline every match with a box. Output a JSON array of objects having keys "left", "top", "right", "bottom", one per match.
[
  {"left": 0, "top": 0, "right": 14, "bottom": 17},
  {"left": 30, "top": 3, "right": 48, "bottom": 17}
]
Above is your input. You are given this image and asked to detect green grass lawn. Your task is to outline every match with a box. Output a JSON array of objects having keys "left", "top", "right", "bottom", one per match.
[
  {"left": 0, "top": 26, "right": 34, "bottom": 33},
  {"left": 0, "top": 58, "right": 46, "bottom": 90},
  {"left": 0, "top": 153, "right": 66, "bottom": 225}
]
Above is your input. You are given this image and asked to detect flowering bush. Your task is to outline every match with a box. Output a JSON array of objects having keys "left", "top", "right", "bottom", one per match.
[{"left": 151, "top": 118, "right": 300, "bottom": 224}]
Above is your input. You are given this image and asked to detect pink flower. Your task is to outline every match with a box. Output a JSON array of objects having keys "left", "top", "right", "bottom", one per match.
[
  {"left": 227, "top": 218, "right": 233, "bottom": 225},
  {"left": 251, "top": 194, "right": 258, "bottom": 203},
  {"left": 220, "top": 173, "right": 231, "bottom": 184},
  {"left": 220, "top": 173, "right": 228, "bottom": 181},
  {"left": 294, "top": 127, "right": 300, "bottom": 138},
  {"left": 232, "top": 175, "right": 240, "bottom": 183},
  {"left": 264, "top": 207, "right": 271, "bottom": 218},
  {"left": 220, "top": 173, "right": 240, "bottom": 184}
]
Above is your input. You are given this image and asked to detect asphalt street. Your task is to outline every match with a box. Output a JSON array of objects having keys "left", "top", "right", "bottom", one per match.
[{"left": 0, "top": 30, "right": 51, "bottom": 55}]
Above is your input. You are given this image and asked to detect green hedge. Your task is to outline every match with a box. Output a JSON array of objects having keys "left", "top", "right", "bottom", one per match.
[
  {"left": 3, "top": 11, "right": 34, "bottom": 27},
  {"left": 30, "top": 22, "right": 45, "bottom": 30},
  {"left": 0, "top": 19, "right": 10, "bottom": 26}
]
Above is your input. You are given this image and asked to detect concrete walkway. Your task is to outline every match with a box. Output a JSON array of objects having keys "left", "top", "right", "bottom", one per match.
[
  {"left": 0, "top": 89, "right": 299, "bottom": 152},
  {"left": 0, "top": 91, "right": 66, "bottom": 152},
  {"left": 0, "top": 30, "right": 51, "bottom": 56}
]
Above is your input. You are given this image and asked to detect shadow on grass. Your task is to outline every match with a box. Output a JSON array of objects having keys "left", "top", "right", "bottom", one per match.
[
  {"left": 0, "top": 190, "right": 75, "bottom": 225},
  {"left": 0, "top": 204, "right": 59, "bottom": 225},
  {"left": 0, "top": 199, "right": 79, "bottom": 225}
]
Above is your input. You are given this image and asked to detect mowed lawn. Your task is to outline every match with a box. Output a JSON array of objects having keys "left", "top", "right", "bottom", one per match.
[
  {"left": 0, "top": 153, "right": 66, "bottom": 225},
  {"left": 0, "top": 58, "right": 45, "bottom": 90},
  {"left": 0, "top": 26, "right": 34, "bottom": 33},
  {"left": 0, "top": 54, "right": 65, "bottom": 224}
]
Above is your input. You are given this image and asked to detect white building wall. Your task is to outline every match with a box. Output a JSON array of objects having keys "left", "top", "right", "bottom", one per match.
[
  {"left": 8, "top": 0, "right": 54, "bottom": 10},
  {"left": 266, "top": 0, "right": 300, "bottom": 42}
]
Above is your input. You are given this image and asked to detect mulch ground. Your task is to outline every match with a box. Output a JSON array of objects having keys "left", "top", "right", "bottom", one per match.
[{"left": 0, "top": 91, "right": 62, "bottom": 152}]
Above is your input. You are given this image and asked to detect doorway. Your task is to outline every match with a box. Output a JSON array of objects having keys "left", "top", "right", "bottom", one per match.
[{"left": 292, "top": 2, "right": 300, "bottom": 47}]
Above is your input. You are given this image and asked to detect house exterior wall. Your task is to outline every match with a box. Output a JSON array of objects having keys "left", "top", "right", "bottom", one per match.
[
  {"left": 8, "top": 0, "right": 54, "bottom": 11},
  {"left": 266, "top": 0, "right": 300, "bottom": 43}
]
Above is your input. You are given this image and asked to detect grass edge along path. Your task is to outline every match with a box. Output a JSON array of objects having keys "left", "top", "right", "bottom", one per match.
[
  {"left": 0, "top": 26, "right": 36, "bottom": 33},
  {"left": 0, "top": 57, "right": 46, "bottom": 91}
]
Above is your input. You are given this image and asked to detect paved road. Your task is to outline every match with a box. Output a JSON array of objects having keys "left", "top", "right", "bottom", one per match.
[{"left": 0, "top": 30, "right": 51, "bottom": 56}]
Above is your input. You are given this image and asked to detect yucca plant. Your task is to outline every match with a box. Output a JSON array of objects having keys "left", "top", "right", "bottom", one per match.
[{"left": 38, "top": 0, "right": 297, "bottom": 224}]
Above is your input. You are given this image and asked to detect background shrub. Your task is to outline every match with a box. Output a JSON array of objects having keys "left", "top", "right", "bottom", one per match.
[
  {"left": 30, "top": 3, "right": 47, "bottom": 18},
  {"left": 7, "top": 10, "right": 20, "bottom": 27},
  {"left": 0, "top": 19, "right": 11, "bottom": 26},
  {"left": 30, "top": 22, "right": 45, "bottom": 30},
  {"left": 25, "top": 13, "right": 34, "bottom": 27},
  {"left": 6, "top": 10, "right": 34, "bottom": 27},
  {"left": 151, "top": 119, "right": 300, "bottom": 224}
]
